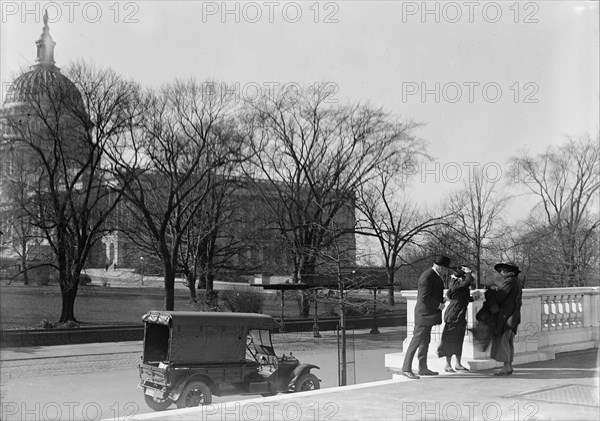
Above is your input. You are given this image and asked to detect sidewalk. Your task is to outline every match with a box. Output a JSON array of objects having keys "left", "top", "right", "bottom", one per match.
[{"left": 122, "top": 348, "right": 600, "bottom": 421}]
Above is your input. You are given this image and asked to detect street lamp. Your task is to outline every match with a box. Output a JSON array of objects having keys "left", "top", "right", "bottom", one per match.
[
  {"left": 370, "top": 287, "right": 380, "bottom": 334},
  {"left": 140, "top": 256, "right": 144, "bottom": 286},
  {"left": 313, "top": 289, "right": 321, "bottom": 338}
]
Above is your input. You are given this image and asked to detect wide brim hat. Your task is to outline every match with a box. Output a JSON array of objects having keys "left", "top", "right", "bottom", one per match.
[
  {"left": 434, "top": 255, "right": 451, "bottom": 268},
  {"left": 494, "top": 261, "right": 520, "bottom": 274}
]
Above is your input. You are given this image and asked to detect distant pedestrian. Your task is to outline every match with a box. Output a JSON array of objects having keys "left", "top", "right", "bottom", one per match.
[
  {"left": 400, "top": 255, "right": 451, "bottom": 379},
  {"left": 490, "top": 262, "right": 522, "bottom": 376},
  {"left": 437, "top": 266, "right": 481, "bottom": 372}
]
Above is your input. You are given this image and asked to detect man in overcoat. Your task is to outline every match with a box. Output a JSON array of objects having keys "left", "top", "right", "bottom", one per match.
[{"left": 400, "top": 255, "right": 450, "bottom": 379}]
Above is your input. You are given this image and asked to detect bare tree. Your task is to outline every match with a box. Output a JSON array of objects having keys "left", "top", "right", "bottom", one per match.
[
  {"left": 356, "top": 166, "right": 449, "bottom": 304},
  {"left": 243, "top": 84, "right": 416, "bottom": 316},
  {"left": 511, "top": 134, "right": 600, "bottom": 286},
  {"left": 445, "top": 168, "right": 509, "bottom": 288},
  {"left": 0, "top": 150, "right": 46, "bottom": 285},
  {"left": 2, "top": 61, "right": 140, "bottom": 322},
  {"left": 112, "top": 80, "right": 245, "bottom": 311},
  {"left": 178, "top": 162, "right": 248, "bottom": 306}
]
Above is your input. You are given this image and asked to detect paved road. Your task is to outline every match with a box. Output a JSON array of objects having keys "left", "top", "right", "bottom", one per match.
[{"left": 1, "top": 327, "right": 405, "bottom": 421}]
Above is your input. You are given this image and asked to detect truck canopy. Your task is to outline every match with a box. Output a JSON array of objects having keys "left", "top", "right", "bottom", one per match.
[{"left": 141, "top": 311, "right": 279, "bottom": 364}]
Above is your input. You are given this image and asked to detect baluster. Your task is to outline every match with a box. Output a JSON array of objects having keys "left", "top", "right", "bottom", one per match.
[
  {"left": 549, "top": 295, "right": 558, "bottom": 330},
  {"left": 562, "top": 295, "right": 571, "bottom": 328},
  {"left": 568, "top": 295, "right": 577, "bottom": 328},
  {"left": 541, "top": 296, "right": 550, "bottom": 330},
  {"left": 556, "top": 295, "right": 565, "bottom": 329},
  {"left": 575, "top": 294, "right": 584, "bottom": 327}
]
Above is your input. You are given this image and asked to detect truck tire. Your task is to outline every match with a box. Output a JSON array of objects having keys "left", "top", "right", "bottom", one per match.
[
  {"left": 295, "top": 373, "right": 320, "bottom": 392},
  {"left": 177, "top": 381, "right": 212, "bottom": 408},
  {"left": 144, "top": 394, "right": 172, "bottom": 411}
]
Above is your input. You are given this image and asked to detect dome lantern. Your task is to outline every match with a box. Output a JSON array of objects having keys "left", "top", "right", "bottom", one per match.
[{"left": 35, "top": 10, "right": 57, "bottom": 68}]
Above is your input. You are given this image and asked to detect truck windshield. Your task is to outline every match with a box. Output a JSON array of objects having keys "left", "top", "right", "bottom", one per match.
[{"left": 245, "top": 329, "right": 275, "bottom": 362}]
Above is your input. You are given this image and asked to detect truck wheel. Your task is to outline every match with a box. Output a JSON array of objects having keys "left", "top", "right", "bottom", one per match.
[
  {"left": 177, "top": 381, "right": 212, "bottom": 408},
  {"left": 295, "top": 373, "right": 320, "bottom": 392},
  {"left": 144, "top": 394, "right": 172, "bottom": 411}
]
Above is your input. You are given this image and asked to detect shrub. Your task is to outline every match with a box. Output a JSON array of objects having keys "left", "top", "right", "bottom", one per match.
[
  {"left": 37, "top": 319, "right": 80, "bottom": 329},
  {"left": 38, "top": 319, "right": 55, "bottom": 329},
  {"left": 220, "top": 286, "right": 265, "bottom": 313},
  {"left": 28, "top": 265, "right": 58, "bottom": 286},
  {"left": 79, "top": 274, "right": 92, "bottom": 285},
  {"left": 205, "top": 290, "right": 220, "bottom": 312}
]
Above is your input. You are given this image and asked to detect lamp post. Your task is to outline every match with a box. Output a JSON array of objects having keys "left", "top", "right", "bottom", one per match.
[
  {"left": 313, "top": 289, "right": 321, "bottom": 338},
  {"left": 280, "top": 290, "right": 286, "bottom": 333},
  {"left": 370, "top": 287, "right": 380, "bottom": 334},
  {"left": 139, "top": 256, "right": 144, "bottom": 286}
]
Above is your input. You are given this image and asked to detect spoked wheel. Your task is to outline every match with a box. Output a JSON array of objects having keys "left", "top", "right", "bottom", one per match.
[
  {"left": 295, "top": 373, "right": 320, "bottom": 392},
  {"left": 177, "top": 381, "right": 212, "bottom": 408},
  {"left": 144, "top": 394, "right": 172, "bottom": 411}
]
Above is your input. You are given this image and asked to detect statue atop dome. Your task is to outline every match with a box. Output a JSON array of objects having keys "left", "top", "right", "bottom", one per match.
[{"left": 35, "top": 10, "right": 57, "bottom": 68}]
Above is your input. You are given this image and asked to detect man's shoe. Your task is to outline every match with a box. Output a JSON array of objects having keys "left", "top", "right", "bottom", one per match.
[
  {"left": 399, "top": 371, "right": 420, "bottom": 379},
  {"left": 418, "top": 369, "right": 439, "bottom": 376}
]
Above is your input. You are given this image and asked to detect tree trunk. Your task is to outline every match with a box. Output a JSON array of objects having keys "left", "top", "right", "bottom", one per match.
[
  {"left": 298, "top": 260, "right": 316, "bottom": 317},
  {"left": 164, "top": 272, "right": 176, "bottom": 310},
  {"left": 185, "top": 273, "right": 198, "bottom": 303},
  {"left": 387, "top": 268, "right": 395, "bottom": 306},
  {"left": 20, "top": 254, "right": 29, "bottom": 285},
  {"left": 205, "top": 269, "right": 214, "bottom": 292},
  {"left": 59, "top": 281, "right": 79, "bottom": 322},
  {"left": 475, "top": 252, "right": 481, "bottom": 289}
]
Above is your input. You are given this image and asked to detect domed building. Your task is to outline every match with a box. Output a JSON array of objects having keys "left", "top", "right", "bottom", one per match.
[
  {"left": 0, "top": 12, "right": 90, "bottom": 276},
  {"left": 4, "top": 15, "right": 82, "bottom": 107},
  {"left": 0, "top": 15, "right": 357, "bottom": 286}
]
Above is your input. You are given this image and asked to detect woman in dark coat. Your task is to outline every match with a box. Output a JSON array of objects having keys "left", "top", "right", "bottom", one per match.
[
  {"left": 490, "top": 262, "right": 523, "bottom": 376},
  {"left": 437, "top": 266, "right": 479, "bottom": 372}
]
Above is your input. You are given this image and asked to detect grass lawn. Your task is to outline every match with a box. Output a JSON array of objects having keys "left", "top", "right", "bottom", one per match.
[{"left": 0, "top": 282, "right": 404, "bottom": 330}]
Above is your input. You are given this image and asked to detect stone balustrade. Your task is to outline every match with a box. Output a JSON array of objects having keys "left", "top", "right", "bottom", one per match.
[{"left": 385, "top": 287, "right": 599, "bottom": 374}]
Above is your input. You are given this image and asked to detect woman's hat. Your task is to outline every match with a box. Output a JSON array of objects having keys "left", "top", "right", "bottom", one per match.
[
  {"left": 434, "top": 255, "right": 451, "bottom": 268},
  {"left": 451, "top": 268, "right": 466, "bottom": 278},
  {"left": 494, "top": 261, "right": 520, "bottom": 274}
]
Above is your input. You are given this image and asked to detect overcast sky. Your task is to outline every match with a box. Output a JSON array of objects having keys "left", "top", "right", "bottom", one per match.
[{"left": 1, "top": 0, "right": 599, "bottom": 219}]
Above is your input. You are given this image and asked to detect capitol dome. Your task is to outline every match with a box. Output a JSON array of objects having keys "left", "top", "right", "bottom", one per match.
[{"left": 3, "top": 12, "right": 84, "bottom": 110}]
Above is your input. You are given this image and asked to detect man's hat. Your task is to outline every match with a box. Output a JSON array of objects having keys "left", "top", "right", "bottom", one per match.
[
  {"left": 494, "top": 261, "right": 520, "bottom": 274},
  {"left": 434, "top": 255, "right": 451, "bottom": 268}
]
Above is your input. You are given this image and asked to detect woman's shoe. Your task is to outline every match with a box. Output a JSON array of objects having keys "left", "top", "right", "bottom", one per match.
[
  {"left": 493, "top": 370, "right": 509, "bottom": 376},
  {"left": 455, "top": 366, "right": 470, "bottom": 372},
  {"left": 444, "top": 367, "right": 455, "bottom": 373}
]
